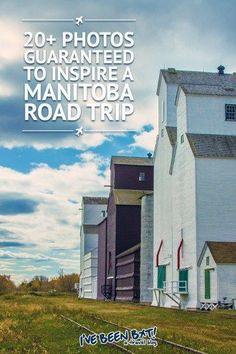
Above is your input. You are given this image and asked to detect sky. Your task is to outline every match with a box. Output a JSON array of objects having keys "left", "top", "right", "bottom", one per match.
[{"left": 0, "top": 0, "right": 236, "bottom": 284}]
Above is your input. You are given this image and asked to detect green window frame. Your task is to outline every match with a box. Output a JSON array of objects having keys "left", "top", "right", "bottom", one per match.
[
  {"left": 157, "top": 265, "right": 166, "bottom": 289},
  {"left": 179, "top": 269, "right": 188, "bottom": 292}
]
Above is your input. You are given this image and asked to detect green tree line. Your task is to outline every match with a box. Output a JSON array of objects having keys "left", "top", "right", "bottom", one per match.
[{"left": 0, "top": 273, "right": 80, "bottom": 293}]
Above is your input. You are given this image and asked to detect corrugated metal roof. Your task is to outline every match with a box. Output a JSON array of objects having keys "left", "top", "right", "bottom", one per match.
[
  {"left": 180, "top": 84, "right": 236, "bottom": 96},
  {"left": 186, "top": 134, "right": 236, "bottom": 158},
  {"left": 157, "top": 69, "right": 236, "bottom": 95},
  {"left": 111, "top": 156, "right": 153, "bottom": 166},
  {"left": 207, "top": 241, "right": 236, "bottom": 264},
  {"left": 82, "top": 196, "right": 108, "bottom": 205},
  {"left": 113, "top": 189, "right": 152, "bottom": 205}
]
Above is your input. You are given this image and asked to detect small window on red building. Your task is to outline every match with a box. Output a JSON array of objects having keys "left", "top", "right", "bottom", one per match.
[
  {"left": 139, "top": 172, "right": 145, "bottom": 181},
  {"left": 101, "top": 210, "right": 106, "bottom": 218}
]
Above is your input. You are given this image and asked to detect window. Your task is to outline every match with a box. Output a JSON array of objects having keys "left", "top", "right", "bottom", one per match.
[
  {"left": 101, "top": 210, "right": 106, "bottom": 218},
  {"left": 157, "top": 265, "right": 166, "bottom": 289},
  {"left": 225, "top": 104, "right": 236, "bottom": 121},
  {"left": 179, "top": 269, "right": 188, "bottom": 293},
  {"left": 206, "top": 256, "right": 209, "bottom": 266},
  {"left": 139, "top": 172, "right": 145, "bottom": 182},
  {"left": 181, "top": 134, "right": 184, "bottom": 144}
]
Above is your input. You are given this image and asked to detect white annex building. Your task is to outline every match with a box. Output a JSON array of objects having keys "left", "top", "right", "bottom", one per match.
[
  {"left": 79, "top": 196, "right": 107, "bottom": 299},
  {"left": 153, "top": 67, "right": 236, "bottom": 310},
  {"left": 198, "top": 241, "right": 236, "bottom": 310}
]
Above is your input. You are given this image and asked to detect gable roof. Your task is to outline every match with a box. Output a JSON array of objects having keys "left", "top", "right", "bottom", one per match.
[
  {"left": 157, "top": 69, "right": 236, "bottom": 95},
  {"left": 82, "top": 196, "right": 108, "bottom": 205},
  {"left": 186, "top": 134, "right": 236, "bottom": 158},
  {"left": 111, "top": 156, "right": 153, "bottom": 166},
  {"left": 198, "top": 241, "right": 236, "bottom": 265},
  {"left": 207, "top": 242, "right": 236, "bottom": 264}
]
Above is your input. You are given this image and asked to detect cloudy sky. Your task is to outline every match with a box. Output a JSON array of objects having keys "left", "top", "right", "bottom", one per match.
[{"left": 0, "top": 0, "right": 236, "bottom": 284}]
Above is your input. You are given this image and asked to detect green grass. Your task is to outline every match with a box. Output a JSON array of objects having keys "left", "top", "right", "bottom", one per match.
[{"left": 0, "top": 293, "right": 235, "bottom": 353}]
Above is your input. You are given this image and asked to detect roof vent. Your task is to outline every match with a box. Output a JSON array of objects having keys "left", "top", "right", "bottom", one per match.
[
  {"left": 147, "top": 152, "right": 152, "bottom": 159},
  {"left": 168, "top": 68, "right": 176, "bottom": 74},
  {"left": 217, "top": 65, "right": 225, "bottom": 75}
]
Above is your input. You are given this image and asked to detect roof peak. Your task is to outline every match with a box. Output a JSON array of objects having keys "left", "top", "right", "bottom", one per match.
[
  {"left": 198, "top": 241, "right": 236, "bottom": 265},
  {"left": 207, "top": 241, "right": 236, "bottom": 264}
]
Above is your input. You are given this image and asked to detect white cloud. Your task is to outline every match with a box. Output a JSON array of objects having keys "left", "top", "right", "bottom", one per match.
[
  {"left": 0, "top": 153, "right": 110, "bottom": 278},
  {"left": 0, "top": 19, "right": 23, "bottom": 67},
  {"left": 130, "top": 129, "right": 157, "bottom": 152},
  {"left": 20, "top": 265, "right": 52, "bottom": 272},
  {"left": 0, "top": 81, "right": 17, "bottom": 97},
  {"left": 1, "top": 132, "right": 109, "bottom": 151},
  {"left": 79, "top": 151, "right": 110, "bottom": 167},
  {"left": 0, "top": 250, "right": 49, "bottom": 260},
  {"left": 0, "top": 260, "right": 15, "bottom": 272}
]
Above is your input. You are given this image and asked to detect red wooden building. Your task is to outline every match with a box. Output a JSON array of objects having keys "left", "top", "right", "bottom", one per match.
[{"left": 97, "top": 156, "right": 153, "bottom": 301}]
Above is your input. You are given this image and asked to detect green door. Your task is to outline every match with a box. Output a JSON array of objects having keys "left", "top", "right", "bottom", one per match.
[
  {"left": 205, "top": 269, "right": 211, "bottom": 299},
  {"left": 158, "top": 265, "right": 166, "bottom": 289},
  {"left": 179, "top": 269, "right": 188, "bottom": 292}
]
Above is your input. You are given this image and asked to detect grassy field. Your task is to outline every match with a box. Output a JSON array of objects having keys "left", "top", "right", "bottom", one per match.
[{"left": 0, "top": 293, "right": 235, "bottom": 353}]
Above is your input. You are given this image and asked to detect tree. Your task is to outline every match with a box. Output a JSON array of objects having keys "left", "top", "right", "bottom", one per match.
[
  {"left": 17, "top": 273, "right": 80, "bottom": 293},
  {"left": 0, "top": 275, "right": 16, "bottom": 293}
]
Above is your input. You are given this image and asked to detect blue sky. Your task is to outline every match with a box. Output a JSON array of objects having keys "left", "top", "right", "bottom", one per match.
[{"left": 0, "top": 0, "right": 236, "bottom": 284}]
